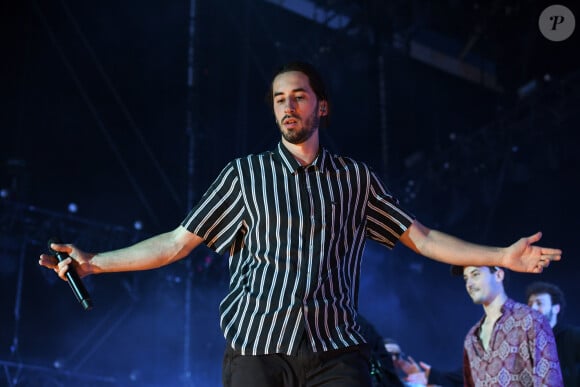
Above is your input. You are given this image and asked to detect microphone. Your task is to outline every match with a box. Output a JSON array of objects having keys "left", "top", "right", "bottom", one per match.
[{"left": 48, "top": 238, "right": 93, "bottom": 310}]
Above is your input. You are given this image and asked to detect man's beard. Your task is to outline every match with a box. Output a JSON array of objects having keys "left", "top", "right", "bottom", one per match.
[
  {"left": 543, "top": 308, "right": 554, "bottom": 323},
  {"left": 279, "top": 111, "right": 320, "bottom": 144}
]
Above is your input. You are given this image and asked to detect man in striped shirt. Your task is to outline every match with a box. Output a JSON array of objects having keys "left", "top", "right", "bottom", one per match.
[{"left": 40, "top": 62, "right": 562, "bottom": 387}]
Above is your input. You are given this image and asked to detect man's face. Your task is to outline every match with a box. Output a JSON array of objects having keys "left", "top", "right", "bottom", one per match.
[
  {"left": 528, "top": 293, "right": 558, "bottom": 326},
  {"left": 272, "top": 71, "right": 326, "bottom": 145},
  {"left": 463, "top": 266, "right": 502, "bottom": 305}
]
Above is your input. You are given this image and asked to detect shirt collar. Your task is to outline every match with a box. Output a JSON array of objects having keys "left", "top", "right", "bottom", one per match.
[
  {"left": 273, "top": 142, "right": 329, "bottom": 173},
  {"left": 474, "top": 298, "right": 514, "bottom": 331},
  {"left": 499, "top": 298, "right": 515, "bottom": 313}
]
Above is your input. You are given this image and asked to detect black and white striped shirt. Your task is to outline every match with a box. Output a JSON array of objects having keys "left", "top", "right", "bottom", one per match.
[{"left": 182, "top": 142, "right": 414, "bottom": 355}]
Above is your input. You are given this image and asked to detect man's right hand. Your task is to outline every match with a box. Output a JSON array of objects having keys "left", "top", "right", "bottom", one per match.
[{"left": 39, "top": 242, "right": 94, "bottom": 281}]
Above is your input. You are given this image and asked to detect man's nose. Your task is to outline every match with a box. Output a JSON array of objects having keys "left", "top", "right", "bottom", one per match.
[
  {"left": 465, "top": 278, "right": 474, "bottom": 289},
  {"left": 284, "top": 100, "right": 296, "bottom": 112}
]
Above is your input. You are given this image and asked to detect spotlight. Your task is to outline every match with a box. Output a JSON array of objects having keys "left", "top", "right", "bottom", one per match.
[
  {"left": 67, "top": 202, "right": 78, "bottom": 213},
  {"left": 0, "top": 188, "right": 9, "bottom": 199},
  {"left": 166, "top": 275, "right": 182, "bottom": 283},
  {"left": 133, "top": 220, "right": 143, "bottom": 230},
  {"left": 129, "top": 369, "right": 141, "bottom": 382}
]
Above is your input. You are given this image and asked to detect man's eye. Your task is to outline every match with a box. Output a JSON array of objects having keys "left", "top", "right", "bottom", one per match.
[{"left": 275, "top": 99, "right": 284, "bottom": 104}]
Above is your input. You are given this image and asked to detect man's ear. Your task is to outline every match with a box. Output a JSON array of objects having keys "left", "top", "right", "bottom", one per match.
[
  {"left": 319, "top": 100, "right": 328, "bottom": 116},
  {"left": 553, "top": 303, "right": 561, "bottom": 316}
]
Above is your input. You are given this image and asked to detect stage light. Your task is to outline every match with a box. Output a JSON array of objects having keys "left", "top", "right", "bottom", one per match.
[
  {"left": 133, "top": 220, "right": 143, "bottom": 230},
  {"left": 0, "top": 188, "right": 9, "bottom": 199},
  {"left": 166, "top": 274, "right": 182, "bottom": 284},
  {"left": 129, "top": 369, "right": 141, "bottom": 382},
  {"left": 67, "top": 202, "right": 78, "bottom": 213}
]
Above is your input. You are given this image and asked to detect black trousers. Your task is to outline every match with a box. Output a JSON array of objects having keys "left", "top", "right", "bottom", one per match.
[{"left": 222, "top": 334, "right": 372, "bottom": 387}]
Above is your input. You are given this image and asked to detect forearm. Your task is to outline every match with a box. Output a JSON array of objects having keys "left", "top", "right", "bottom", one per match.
[
  {"left": 90, "top": 226, "right": 202, "bottom": 274},
  {"left": 402, "top": 220, "right": 505, "bottom": 267}
]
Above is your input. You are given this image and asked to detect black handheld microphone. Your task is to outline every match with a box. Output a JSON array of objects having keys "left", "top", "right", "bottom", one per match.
[{"left": 48, "top": 238, "right": 93, "bottom": 310}]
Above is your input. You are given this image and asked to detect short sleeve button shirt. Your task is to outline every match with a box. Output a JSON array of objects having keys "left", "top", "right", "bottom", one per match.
[{"left": 182, "top": 142, "right": 414, "bottom": 355}]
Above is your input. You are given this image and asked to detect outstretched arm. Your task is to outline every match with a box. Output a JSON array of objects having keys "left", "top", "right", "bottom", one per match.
[
  {"left": 39, "top": 225, "right": 204, "bottom": 280},
  {"left": 400, "top": 220, "right": 562, "bottom": 273}
]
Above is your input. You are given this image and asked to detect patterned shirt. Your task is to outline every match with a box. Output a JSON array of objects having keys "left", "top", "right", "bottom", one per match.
[
  {"left": 181, "top": 142, "right": 414, "bottom": 355},
  {"left": 463, "top": 298, "right": 563, "bottom": 386}
]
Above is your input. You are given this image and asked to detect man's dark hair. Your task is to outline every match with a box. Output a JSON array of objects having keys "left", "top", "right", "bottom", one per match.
[
  {"left": 267, "top": 61, "right": 330, "bottom": 128},
  {"left": 451, "top": 265, "right": 510, "bottom": 286},
  {"left": 451, "top": 265, "right": 501, "bottom": 276},
  {"left": 526, "top": 281, "right": 566, "bottom": 311}
]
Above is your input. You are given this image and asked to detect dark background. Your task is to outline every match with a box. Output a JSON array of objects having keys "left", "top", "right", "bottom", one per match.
[{"left": 1, "top": 0, "right": 579, "bottom": 385}]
